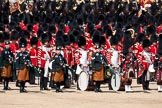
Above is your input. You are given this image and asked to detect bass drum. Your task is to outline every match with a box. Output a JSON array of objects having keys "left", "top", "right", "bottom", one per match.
[
  {"left": 78, "top": 71, "right": 89, "bottom": 91},
  {"left": 111, "top": 70, "right": 125, "bottom": 91},
  {"left": 111, "top": 73, "right": 121, "bottom": 91}
]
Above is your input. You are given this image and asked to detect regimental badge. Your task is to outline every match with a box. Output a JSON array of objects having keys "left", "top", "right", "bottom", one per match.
[{"left": 20, "top": 53, "right": 22, "bottom": 56}]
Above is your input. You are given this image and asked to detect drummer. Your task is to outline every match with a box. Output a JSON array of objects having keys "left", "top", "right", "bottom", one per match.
[{"left": 91, "top": 34, "right": 108, "bottom": 92}]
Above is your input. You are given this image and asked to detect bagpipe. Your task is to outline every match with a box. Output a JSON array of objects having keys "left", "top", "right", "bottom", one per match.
[
  {"left": 154, "top": 54, "right": 162, "bottom": 84},
  {"left": 138, "top": 51, "right": 155, "bottom": 78}
]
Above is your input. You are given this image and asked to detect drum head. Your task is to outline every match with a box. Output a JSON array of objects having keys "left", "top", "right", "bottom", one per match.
[
  {"left": 78, "top": 71, "right": 89, "bottom": 91},
  {"left": 111, "top": 73, "right": 121, "bottom": 91}
]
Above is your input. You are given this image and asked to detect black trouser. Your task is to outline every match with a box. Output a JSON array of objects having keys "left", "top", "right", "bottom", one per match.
[
  {"left": 40, "top": 68, "right": 48, "bottom": 89},
  {"left": 20, "top": 81, "right": 26, "bottom": 92},
  {"left": 2, "top": 78, "right": 9, "bottom": 89},
  {"left": 94, "top": 81, "right": 101, "bottom": 91},
  {"left": 49, "top": 74, "right": 54, "bottom": 88},
  {"left": 56, "top": 82, "right": 61, "bottom": 91},
  {"left": 141, "top": 70, "right": 149, "bottom": 90},
  {"left": 29, "top": 67, "right": 35, "bottom": 84}
]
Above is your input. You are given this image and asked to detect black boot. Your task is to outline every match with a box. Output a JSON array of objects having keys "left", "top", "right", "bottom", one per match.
[
  {"left": 94, "top": 82, "right": 98, "bottom": 93},
  {"left": 56, "top": 83, "right": 63, "bottom": 93},
  {"left": 44, "top": 77, "right": 49, "bottom": 90},
  {"left": 98, "top": 82, "right": 102, "bottom": 92},
  {"left": 142, "top": 81, "right": 147, "bottom": 90},
  {"left": 108, "top": 82, "right": 113, "bottom": 90},
  {"left": 146, "top": 81, "right": 151, "bottom": 90},
  {"left": 3, "top": 81, "right": 6, "bottom": 90},
  {"left": 22, "top": 82, "right": 27, "bottom": 93},
  {"left": 56, "top": 83, "right": 60, "bottom": 93},
  {"left": 20, "top": 82, "right": 23, "bottom": 93},
  {"left": 5, "top": 79, "right": 10, "bottom": 90}
]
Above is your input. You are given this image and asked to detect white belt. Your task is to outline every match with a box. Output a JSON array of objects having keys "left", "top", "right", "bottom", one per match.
[{"left": 30, "top": 56, "right": 36, "bottom": 58}]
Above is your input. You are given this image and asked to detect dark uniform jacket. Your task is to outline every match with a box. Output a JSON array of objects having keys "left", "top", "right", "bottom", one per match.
[
  {"left": 16, "top": 51, "right": 31, "bottom": 70},
  {"left": 52, "top": 54, "right": 67, "bottom": 72},
  {"left": 1, "top": 48, "right": 14, "bottom": 67},
  {"left": 91, "top": 52, "right": 108, "bottom": 71}
]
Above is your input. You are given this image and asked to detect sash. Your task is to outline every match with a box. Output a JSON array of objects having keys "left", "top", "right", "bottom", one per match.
[
  {"left": 42, "top": 46, "right": 51, "bottom": 77},
  {"left": 143, "top": 51, "right": 155, "bottom": 72}
]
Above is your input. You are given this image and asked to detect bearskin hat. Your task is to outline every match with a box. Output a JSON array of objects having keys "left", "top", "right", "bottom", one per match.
[
  {"left": 42, "top": 23, "right": 49, "bottom": 32},
  {"left": 0, "top": 32, "right": 4, "bottom": 43},
  {"left": 63, "top": 35, "right": 70, "bottom": 46},
  {"left": 158, "top": 34, "right": 162, "bottom": 54},
  {"left": 92, "top": 34, "right": 100, "bottom": 44},
  {"left": 27, "top": 24, "right": 33, "bottom": 32},
  {"left": 100, "top": 36, "right": 106, "bottom": 45},
  {"left": 77, "top": 18, "right": 83, "bottom": 25},
  {"left": 110, "top": 36, "right": 118, "bottom": 46},
  {"left": 78, "top": 36, "right": 86, "bottom": 47},
  {"left": 10, "top": 30, "right": 19, "bottom": 41},
  {"left": 30, "top": 37, "right": 38, "bottom": 46},
  {"left": 48, "top": 25, "right": 56, "bottom": 34},
  {"left": 41, "top": 33, "right": 51, "bottom": 44},
  {"left": 55, "top": 31, "right": 64, "bottom": 47},
  {"left": 150, "top": 34, "right": 158, "bottom": 44},
  {"left": 87, "top": 14, "right": 95, "bottom": 23},
  {"left": 69, "top": 34, "right": 75, "bottom": 43},
  {"left": 20, "top": 30, "right": 30, "bottom": 39},
  {"left": 87, "top": 23, "right": 95, "bottom": 34},
  {"left": 3, "top": 32, "right": 10, "bottom": 41},
  {"left": 146, "top": 25, "right": 156, "bottom": 35},
  {"left": 123, "top": 31, "right": 133, "bottom": 55},
  {"left": 136, "top": 33, "right": 146, "bottom": 43},
  {"left": 105, "top": 28, "right": 113, "bottom": 37},
  {"left": 19, "top": 37, "right": 27, "bottom": 48},
  {"left": 142, "top": 39, "right": 151, "bottom": 48},
  {"left": 37, "top": 29, "right": 43, "bottom": 39}
]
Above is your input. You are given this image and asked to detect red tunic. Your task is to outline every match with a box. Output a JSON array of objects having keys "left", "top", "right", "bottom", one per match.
[
  {"left": 63, "top": 46, "right": 73, "bottom": 67},
  {"left": 33, "top": 24, "right": 39, "bottom": 33},
  {"left": 140, "top": 0, "right": 151, "bottom": 8},
  {"left": 157, "top": 26, "right": 162, "bottom": 35},
  {"left": 149, "top": 44, "right": 157, "bottom": 62},
  {"left": 37, "top": 46, "right": 51, "bottom": 68},
  {"left": 30, "top": 48, "right": 38, "bottom": 67},
  {"left": 74, "top": 48, "right": 82, "bottom": 65}
]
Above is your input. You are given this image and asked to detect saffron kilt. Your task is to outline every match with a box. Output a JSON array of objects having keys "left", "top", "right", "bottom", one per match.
[
  {"left": 17, "top": 66, "right": 29, "bottom": 81},
  {"left": 93, "top": 65, "right": 104, "bottom": 81},
  {"left": 52, "top": 70, "right": 64, "bottom": 82},
  {"left": 1, "top": 64, "right": 12, "bottom": 78}
]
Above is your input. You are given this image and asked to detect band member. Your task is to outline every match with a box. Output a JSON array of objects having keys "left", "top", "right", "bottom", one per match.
[
  {"left": 122, "top": 31, "right": 135, "bottom": 92},
  {"left": 91, "top": 39, "right": 108, "bottom": 92},
  {"left": 108, "top": 36, "right": 120, "bottom": 68},
  {"left": 154, "top": 34, "right": 162, "bottom": 92},
  {"left": 139, "top": 39, "right": 152, "bottom": 90},
  {"left": 0, "top": 34, "right": 4, "bottom": 82},
  {"left": 149, "top": 34, "right": 158, "bottom": 81},
  {"left": 75, "top": 36, "right": 89, "bottom": 89},
  {"left": 10, "top": 30, "right": 19, "bottom": 81},
  {"left": 29, "top": 37, "right": 38, "bottom": 84},
  {"left": 38, "top": 33, "right": 52, "bottom": 90},
  {"left": 50, "top": 46, "right": 67, "bottom": 93},
  {"left": 62, "top": 35, "right": 73, "bottom": 88},
  {"left": 16, "top": 38, "right": 31, "bottom": 93},
  {"left": 1, "top": 40, "right": 14, "bottom": 90}
]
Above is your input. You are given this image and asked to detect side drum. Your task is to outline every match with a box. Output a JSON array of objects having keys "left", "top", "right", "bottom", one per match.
[{"left": 78, "top": 71, "right": 89, "bottom": 91}]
